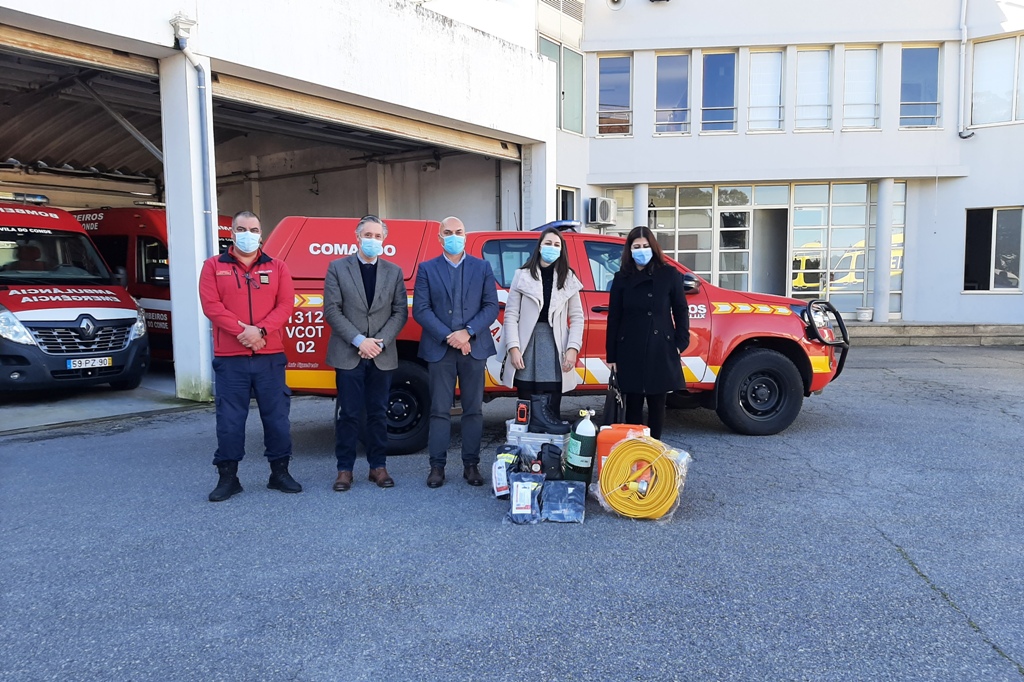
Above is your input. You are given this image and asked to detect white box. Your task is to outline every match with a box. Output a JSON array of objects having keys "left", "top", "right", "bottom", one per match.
[{"left": 504, "top": 419, "right": 571, "bottom": 457}]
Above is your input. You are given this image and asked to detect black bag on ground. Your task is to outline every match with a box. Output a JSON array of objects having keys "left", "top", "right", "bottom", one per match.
[{"left": 602, "top": 370, "right": 625, "bottom": 426}]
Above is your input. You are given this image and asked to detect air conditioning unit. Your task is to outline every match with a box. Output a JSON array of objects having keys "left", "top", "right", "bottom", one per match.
[{"left": 587, "top": 197, "right": 617, "bottom": 225}]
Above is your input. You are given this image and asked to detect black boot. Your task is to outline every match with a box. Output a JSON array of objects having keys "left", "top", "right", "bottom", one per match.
[
  {"left": 528, "top": 394, "right": 570, "bottom": 435},
  {"left": 209, "top": 461, "right": 243, "bottom": 502},
  {"left": 267, "top": 457, "right": 302, "bottom": 494}
]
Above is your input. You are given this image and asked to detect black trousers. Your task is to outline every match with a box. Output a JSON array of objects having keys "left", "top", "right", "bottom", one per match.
[
  {"left": 624, "top": 392, "right": 667, "bottom": 440},
  {"left": 428, "top": 347, "right": 485, "bottom": 468},
  {"left": 514, "top": 380, "right": 563, "bottom": 415}
]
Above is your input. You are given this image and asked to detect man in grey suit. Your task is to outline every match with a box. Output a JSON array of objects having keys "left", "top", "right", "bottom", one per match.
[
  {"left": 412, "top": 216, "right": 499, "bottom": 488},
  {"left": 324, "top": 215, "right": 409, "bottom": 491}
]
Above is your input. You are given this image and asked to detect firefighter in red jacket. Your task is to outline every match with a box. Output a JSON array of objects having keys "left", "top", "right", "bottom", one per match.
[{"left": 199, "top": 210, "right": 301, "bottom": 502}]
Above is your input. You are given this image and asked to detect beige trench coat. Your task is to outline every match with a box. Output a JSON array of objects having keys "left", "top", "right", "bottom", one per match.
[{"left": 499, "top": 266, "right": 584, "bottom": 393}]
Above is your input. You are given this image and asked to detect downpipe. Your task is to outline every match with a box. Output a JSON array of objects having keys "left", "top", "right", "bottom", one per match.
[
  {"left": 958, "top": 0, "right": 975, "bottom": 140},
  {"left": 174, "top": 35, "right": 217, "bottom": 258}
]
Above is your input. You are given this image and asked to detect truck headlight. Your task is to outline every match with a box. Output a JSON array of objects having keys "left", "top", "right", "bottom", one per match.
[
  {"left": 130, "top": 307, "right": 147, "bottom": 340},
  {"left": 801, "top": 303, "right": 829, "bottom": 329},
  {"left": 0, "top": 306, "right": 37, "bottom": 346}
]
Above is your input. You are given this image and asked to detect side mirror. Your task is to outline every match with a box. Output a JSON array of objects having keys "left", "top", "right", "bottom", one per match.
[
  {"left": 114, "top": 265, "right": 128, "bottom": 288},
  {"left": 682, "top": 272, "right": 701, "bottom": 296}
]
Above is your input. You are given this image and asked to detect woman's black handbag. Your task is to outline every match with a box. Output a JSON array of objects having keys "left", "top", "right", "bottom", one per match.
[{"left": 602, "top": 370, "right": 625, "bottom": 426}]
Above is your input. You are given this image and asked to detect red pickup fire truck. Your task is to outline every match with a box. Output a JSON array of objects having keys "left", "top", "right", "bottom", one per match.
[{"left": 264, "top": 217, "right": 848, "bottom": 454}]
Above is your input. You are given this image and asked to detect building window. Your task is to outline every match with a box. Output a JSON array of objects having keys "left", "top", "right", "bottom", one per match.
[
  {"left": 702, "top": 52, "right": 737, "bottom": 132},
  {"left": 655, "top": 54, "right": 690, "bottom": 134},
  {"left": 843, "top": 48, "right": 879, "bottom": 128},
  {"left": 795, "top": 49, "right": 831, "bottom": 129},
  {"left": 557, "top": 187, "right": 577, "bottom": 221},
  {"left": 540, "top": 37, "right": 584, "bottom": 134},
  {"left": 748, "top": 51, "right": 784, "bottom": 131},
  {"left": 971, "top": 36, "right": 1023, "bottom": 126},
  {"left": 964, "top": 208, "right": 1022, "bottom": 291},
  {"left": 901, "top": 46, "right": 940, "bottom": 127},
  {"left": 598, "top": 55, "right": 632, "bottom": 135}
]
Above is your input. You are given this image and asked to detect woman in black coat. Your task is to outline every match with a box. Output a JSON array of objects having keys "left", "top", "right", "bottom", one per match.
[{"left": 606, "top": 226, "right": 690, "bottom": 439}]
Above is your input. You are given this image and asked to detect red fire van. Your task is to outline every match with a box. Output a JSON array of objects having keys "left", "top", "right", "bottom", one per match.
[
  {"left": 264, "top": 217, "right": 848, "bottom": 454},
  {"left": 0, "top": 200, "right": 150, "bottom": 392},
  {"left": 72, "top": 206, "right": 233, "bottom": 360}
]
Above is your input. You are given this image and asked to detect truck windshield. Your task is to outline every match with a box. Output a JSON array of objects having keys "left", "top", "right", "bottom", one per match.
[{"left": 0, "top": 228, "right": 114, "bottom": 285}]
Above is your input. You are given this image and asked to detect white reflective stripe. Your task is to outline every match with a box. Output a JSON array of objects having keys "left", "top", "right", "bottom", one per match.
[
  {"left": 14, "top": 307, "right": 137, "bottom": 322},
  {"left": 586, "top": 357, "right": 612, "bottom": 384},
  {"left": 681, "top": 357, "right": 709, "bottom": 383},
  {"left": 582, "top": 355, "right": 717, "bottom": 386},
  {"left": 138, "top": 298, "right": 171, "bottom": 312}
]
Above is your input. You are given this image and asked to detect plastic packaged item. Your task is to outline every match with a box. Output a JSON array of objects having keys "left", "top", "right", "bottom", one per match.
[
  {"left": 505, "top": 472, "right": 545, "bottom": 525},
  {"left": 563, "top": 410, "right": 597, "bottom": 484},
  {"left": 591, "top": 435, "right": 692, "bottom": 522},
  {"left": 596, "top": 424, "right": 649, "bottom": 478},
  {"left": 492, "top": 443, "right": 520, "bottom": 499},
  {"left": 540, "top": 443, "right": 563, "bottom": 480},
  {"left": 540, "top": 480, "right": 586, "bottom": 523}
]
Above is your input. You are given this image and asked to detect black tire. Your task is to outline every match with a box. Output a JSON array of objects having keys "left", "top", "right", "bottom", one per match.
[
  {"left": 715, "top": 348, "right": 803, "bottom": 435},
  {"left": 386, "top": 359, "right": 431, "bottom": 455},
  {"left": 109, "top": 371, "right": 144, "bottom": 391}
]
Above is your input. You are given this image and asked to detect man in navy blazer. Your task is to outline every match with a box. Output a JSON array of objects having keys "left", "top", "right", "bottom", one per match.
[{"left": 413, "top": 216, "right": 499, "bottom": 488}]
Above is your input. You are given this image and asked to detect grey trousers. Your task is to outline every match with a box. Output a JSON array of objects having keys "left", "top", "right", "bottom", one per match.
[{"left": 428, "top": 346, "right": 485, "bottom": 467}]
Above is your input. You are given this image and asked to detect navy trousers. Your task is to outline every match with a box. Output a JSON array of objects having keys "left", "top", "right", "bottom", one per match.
[
  {"left": 212, "top": 353, "right": 292, "bottom": 464},
  {"left": 335, "top": 360, "right": 393, "bottom": 471},
  {"left": 427, "top": 346, "right": 485, "bottom": 468}
]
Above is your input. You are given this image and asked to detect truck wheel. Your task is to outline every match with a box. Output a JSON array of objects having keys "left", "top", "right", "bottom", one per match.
[
  {"left": 386, "top": 360, "right": 431, "bottom": 455},
  {"left": 110, "top": 371, "right": 143, "bottom": 391},
  {"left": 716, "top": 349, "right": 803, "bottom": 435}
]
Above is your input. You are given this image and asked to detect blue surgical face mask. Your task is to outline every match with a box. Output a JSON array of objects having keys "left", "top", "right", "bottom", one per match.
[
  {"left": 360, "top": 237, "right": 383, "bottom": 259},
  {"left": 632, "top": 247, "right": 653, "bottom": 267},
  {"left": 442, "top": 234, "right": 466, "bottom": 256},
  {"left": 234, "top": 230, "right": 260, "bottom": 254},
  {"left": 539, "top": 245, "right": 561, "bottom": 264}
]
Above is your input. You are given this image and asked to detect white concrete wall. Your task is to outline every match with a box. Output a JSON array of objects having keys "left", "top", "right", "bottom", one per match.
[
  {"left": 419, "top": 0, "right": 536, "bottom": 50},
  {"left": 0, "top": 0, "right": 554, "bottom": 145}
]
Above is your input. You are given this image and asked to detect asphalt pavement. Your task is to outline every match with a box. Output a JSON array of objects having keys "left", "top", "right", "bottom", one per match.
[{"left": 2, "top": 346, "right": 1023, "bottom": 681}]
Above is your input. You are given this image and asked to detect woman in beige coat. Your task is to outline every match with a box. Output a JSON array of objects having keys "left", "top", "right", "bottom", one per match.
[{"left": 499, "top": 228, "right": 584, "bottom": 420}]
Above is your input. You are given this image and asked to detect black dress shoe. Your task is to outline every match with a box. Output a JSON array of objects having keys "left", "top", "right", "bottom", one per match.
[
  {"left": 463, "top": 464, "right": 484, "bottom": 486},
  {"left": 427, "top": 466, "right": 446, "bottom": 488}
]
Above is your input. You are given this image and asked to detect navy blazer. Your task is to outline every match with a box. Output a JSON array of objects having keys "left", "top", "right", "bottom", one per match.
[{"left": 413, "top": 254, "right": 499, "bottom": 362}]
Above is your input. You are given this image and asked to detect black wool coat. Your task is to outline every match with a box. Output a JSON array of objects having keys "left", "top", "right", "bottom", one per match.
[{"left": 605, "top": 265, "right": 690, "bottom": 395}]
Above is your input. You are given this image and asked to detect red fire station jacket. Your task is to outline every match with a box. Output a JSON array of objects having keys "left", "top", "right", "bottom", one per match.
[{"left": 199, "top": 248, "right": 295, "bottom": 357}]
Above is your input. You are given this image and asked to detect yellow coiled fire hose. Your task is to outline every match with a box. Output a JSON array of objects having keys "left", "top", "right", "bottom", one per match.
[{"left": 598, "top": 437, "right": 681, "bottom": 519}]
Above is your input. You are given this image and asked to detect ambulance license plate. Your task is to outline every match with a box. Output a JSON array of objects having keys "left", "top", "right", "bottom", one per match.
[{"left": 67, "top": 357, "right": 113, "bottom": 369}]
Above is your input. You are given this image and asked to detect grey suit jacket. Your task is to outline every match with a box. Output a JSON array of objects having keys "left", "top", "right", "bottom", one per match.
[{"left": 323, "top": 255, "right": 408, "bottom": 371}]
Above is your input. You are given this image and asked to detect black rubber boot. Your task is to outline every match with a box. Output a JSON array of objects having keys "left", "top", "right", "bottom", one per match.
[
  {"left": 267, "top": 457, "right": 302, "bottom": 494},
  {"left": 209, "top": 461, "right": 243, "bottom": 502},
  {"left": 528, "top": 394, "right": 570, "bottom": 435}
]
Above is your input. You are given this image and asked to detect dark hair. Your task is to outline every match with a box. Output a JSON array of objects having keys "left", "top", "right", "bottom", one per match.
[
  {"left": 618, "top": 225, "right": 666, "bottom": 276},
  {"left": 520, "top": 227, "right": 573, "bottom": 289},
  {"left": 232, "top": 210, "right": 260, "bottom": 225}
]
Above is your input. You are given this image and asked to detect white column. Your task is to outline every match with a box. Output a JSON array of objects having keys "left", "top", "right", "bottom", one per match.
[
  {"left": 873, "top": 178, "right": 895, "bottom": 323},
  {"left": 633, "top": 183, "right": 649, "bottom": 228},
  {"left": 159, "top": 52, "right": 218, "bottom": 401},
  {"left": 524, "top": 141, "right": 555, "bottom": 230}
]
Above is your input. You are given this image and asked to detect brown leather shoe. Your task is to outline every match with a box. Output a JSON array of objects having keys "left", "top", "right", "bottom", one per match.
[
  {"left": 368, "top": 467, "right": 395, "bottom": 488},
  {"left": 333, "top": 470, "right": 353, "bottom": 492},
  {"left": 463, "top": 464, "right": 484, "bottom": 486},
  {"left": 426, "top": 465, "right": 445, "bottom": 488}
]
